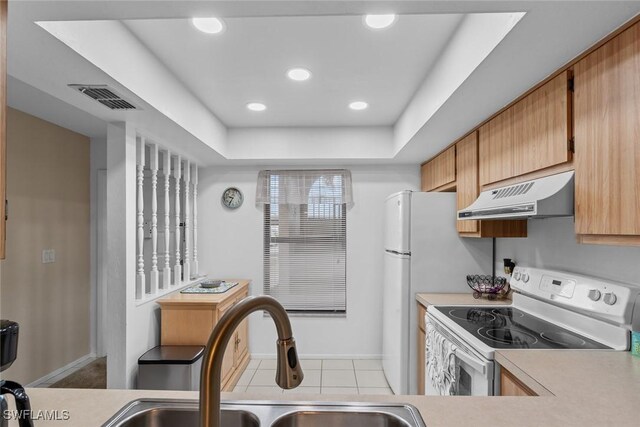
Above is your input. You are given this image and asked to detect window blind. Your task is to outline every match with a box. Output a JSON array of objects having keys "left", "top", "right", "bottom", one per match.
[{"left": 260, "top": 170, "right": 349, "bottom": 313}]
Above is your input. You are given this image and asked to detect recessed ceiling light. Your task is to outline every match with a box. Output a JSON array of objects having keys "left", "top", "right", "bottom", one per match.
[
  {"left": 364, "top": 14, "right": 397, "bottom": 30},
  {"left": 349, "top": 101, "right": 369, "bottom": 111},
  {"left": 192, "top": 17, "right": 225, "bottom": 34},
  {"left": 246, "top": 102, "right": 267, "bottom": 112},
  {"left": 287, "top": 68, "right": 312, "bottom": 82}
]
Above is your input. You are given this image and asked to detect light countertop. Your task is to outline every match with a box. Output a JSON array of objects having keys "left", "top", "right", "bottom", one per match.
[
  {"left": 11, "top": 293, "right": 639, "bottom": 426},
  {"left": 416, "top": 292, "right": 511, "bottom": 307},
  {"left": 156, "top": 280, "right": 250, "bottom": 308}
]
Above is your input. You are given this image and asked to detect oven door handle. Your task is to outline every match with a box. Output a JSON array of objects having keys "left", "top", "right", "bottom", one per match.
[{"left": 453, "top": 347, "right": 486, "bottom": 375}]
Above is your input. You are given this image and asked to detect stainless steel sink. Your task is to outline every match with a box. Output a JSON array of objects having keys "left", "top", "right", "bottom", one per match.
[
  {"left": 270, "top": 410, "right": 415, "bottom": 427},
  {"left": 102, "top": 399, "right": 426, "bottom": 427}
]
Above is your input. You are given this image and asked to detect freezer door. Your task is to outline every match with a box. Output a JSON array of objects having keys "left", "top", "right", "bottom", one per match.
[
  {"left": 384, "top": 191, "right": 411, "bottom": 253},
  {"left": 382, "top": 250, "right": 411, "bottom": 395}
]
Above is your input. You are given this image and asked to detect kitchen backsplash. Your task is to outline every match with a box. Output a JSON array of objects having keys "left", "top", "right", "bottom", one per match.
[{"left": 495, "top": 217, "right": 640, "bottom": 285}]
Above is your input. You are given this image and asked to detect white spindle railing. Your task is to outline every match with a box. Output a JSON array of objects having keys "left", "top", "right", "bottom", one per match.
[
  {"left": 191, "top": 164, "right": 198, "bottom": 277},
  {"left": 172, "top": 155, "right": 182, "bottom": 286},
  {"left": 148, "top": 143, "right": 159, "bottom": 295},
  {"left": 182, "top": 160, "right": 191, "bottom": 282},
  {"left": 161, "top": 150, "right": 171, "bottom": 289},
  {"left": 135, "top": 137, "right": 146, "bottom": 299},
  {"left": 133, "top": 135, "right": 200, "bottom": 300}
]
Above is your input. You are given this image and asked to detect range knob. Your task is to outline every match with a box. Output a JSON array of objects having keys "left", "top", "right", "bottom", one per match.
[
  {"left": 587, "top": 289, "right": 602, "bottom": 301},
  {"left": 603, "top": 293, "right": 617, "bottom": 306},
  {"left": 522, "top": 273, "right": 530, "bottom": 283},
  {"left": 514, "top": 272, "right": 521, "bottom": 281}
]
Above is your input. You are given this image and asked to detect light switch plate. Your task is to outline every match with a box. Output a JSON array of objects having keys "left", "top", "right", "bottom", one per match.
[{"left": 42, "top": 249, "right": 56, "bottom": 264}]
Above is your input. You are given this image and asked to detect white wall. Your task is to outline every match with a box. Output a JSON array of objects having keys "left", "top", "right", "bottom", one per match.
[
  {"left": 227, "top": 127, "right": 393, "bottom": 160},
  {"left": 496, "top": 217, "right": 640, "bottom": 285},
  {"left": 90, "top": 137, "right": 107, "bottom": 356},
  {"left": 198, "top": 165, "right": 420, "bottom": 358}
]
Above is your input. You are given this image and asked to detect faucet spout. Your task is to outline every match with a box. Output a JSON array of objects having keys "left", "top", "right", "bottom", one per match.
[{"left": 199, "top": 295, "right": 303, "bottom": 427}]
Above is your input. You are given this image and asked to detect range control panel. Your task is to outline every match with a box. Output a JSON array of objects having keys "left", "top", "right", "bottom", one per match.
[{"left": 510, "top": 266, "right": 640, "bottom": 325}]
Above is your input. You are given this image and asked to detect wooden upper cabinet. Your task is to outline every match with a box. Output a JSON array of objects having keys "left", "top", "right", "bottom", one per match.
[
  {"left": 456, "top": 132, "right": 527, "bottom": 238},
  {"left": 479, "top": 71, "right": 572, "bottom": 186},
  {"left": 574, "top": 21, "right": 640, "bottom": 244},
  {"left": 421, "top": 146, "right": 456, "bottom": 192},
  {"left": 1, "top": 0, "right": 6, "bottom": 260},
  {"left": 456, "top": 133, "right": 480, "bottom": 234}
]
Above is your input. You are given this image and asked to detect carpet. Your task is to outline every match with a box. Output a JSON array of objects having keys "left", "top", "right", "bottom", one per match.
[{"left": 49, "top": 357, "right": 107, "bottom": 389}]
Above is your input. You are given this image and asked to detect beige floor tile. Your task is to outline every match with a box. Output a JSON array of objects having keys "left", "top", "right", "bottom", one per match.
[
  {"left": 249, "top": 369, "right": 278, "bottom": 386},
  {"left": 246, "top": 359, "right": 261, "bottom": 370},
  {"left": 258, "top": 359, "right": 277, "bottom": 369},
  {"left": 355, "top": 370, "right": 389, "bottom": 388},
  {"left": 322, "top": 369, "right": 357, "bottom": 387},
  {"left": 236, "top": 369, "right": 256, "bottom": 386},
  {"left": 358, "top": 387, "right": 393, "bottom": 395},
  {"left": 233, "top": 384, "right": 247, "bottom": 393},
  {"left": 299, "top": 369, "right": 321, "bottom": 387},
  {"left": 299, "top": 359, "right": 322, "bottom": 370},
  {"left": 353, "top": 359, "right": 383, "bottom": 370},
  {"left": 321, "top": 387, "right": 358, "bottom": 395},
  {"left": 322, "top": 359, "right": 354, "bottom": 370},
  {"left": 245, "top": 386, "right": 283, "bottom": 394},
  {"left": 283, "top": 386, "right": 321, "bottom": 394}
]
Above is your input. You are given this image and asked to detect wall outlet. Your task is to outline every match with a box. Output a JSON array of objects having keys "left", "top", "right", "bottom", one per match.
[{"left": 42, "top": 249, "right": 56, "bottom": 264}]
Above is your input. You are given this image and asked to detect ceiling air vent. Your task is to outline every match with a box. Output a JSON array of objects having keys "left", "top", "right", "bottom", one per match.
[
  {"left": 492, "top": 182, "right": 534, "bottom": 200},
  {"left": 68, "top": 84, "right": 139, "bottom": 110}
]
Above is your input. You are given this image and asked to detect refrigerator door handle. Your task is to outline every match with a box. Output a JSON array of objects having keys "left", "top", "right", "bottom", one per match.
[{"left": 385, "top": 249, "right": 411, "bottom": 256}]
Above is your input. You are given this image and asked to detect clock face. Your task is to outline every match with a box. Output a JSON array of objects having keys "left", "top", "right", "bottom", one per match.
[{"left": 222, "top": 187, "right": 243, "bottom": 209}]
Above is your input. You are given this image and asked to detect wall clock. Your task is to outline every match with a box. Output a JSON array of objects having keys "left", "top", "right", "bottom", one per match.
[{"left": 222, "top": 187, "right": 244, "bottom": 209}]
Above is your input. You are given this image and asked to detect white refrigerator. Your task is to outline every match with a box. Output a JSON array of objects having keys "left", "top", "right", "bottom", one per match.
[{"left": 382, "top": 191, "right": 492, "bottom": 395}]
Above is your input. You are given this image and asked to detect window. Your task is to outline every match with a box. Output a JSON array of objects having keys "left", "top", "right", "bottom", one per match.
[{"left": 257, "top": 170, "right": 353, "bottom": 314}]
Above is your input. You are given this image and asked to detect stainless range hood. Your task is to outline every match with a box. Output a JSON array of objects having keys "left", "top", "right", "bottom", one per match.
[{"left": 458, "top": 171, "right": 574, "bottom": 220}]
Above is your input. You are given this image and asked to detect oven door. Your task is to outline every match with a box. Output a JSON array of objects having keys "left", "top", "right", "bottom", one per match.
[{"left": 425, "top": 313, "right": 495, "bottom": 396}]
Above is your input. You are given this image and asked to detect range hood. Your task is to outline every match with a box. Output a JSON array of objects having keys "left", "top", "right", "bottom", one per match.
[{"left": 458, "top": 171, "right": 574, "bottom": 220}]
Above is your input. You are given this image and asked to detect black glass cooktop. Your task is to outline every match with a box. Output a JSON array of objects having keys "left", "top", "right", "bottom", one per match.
[{"left": 438, "top": 306, "right": 610, "bottom": 350}]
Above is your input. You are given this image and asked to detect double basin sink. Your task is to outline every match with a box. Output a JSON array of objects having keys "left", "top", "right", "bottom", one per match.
[{"left": 103, "top": 399, "right": 427, "bottom": 427}]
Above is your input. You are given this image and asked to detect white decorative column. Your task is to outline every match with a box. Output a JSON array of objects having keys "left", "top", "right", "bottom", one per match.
[
  {"left": 161, "top": 150, "right": 172, "bottom": 289},
  {"left": 191, "top": 164, "right": 198, "bottom": 277},
  {"left": 172, "top": 155, "right": 182, "bottom": 285},
  {"left": 182, "top": 160, "right": 191, "bottom": 282},
  {"left": 148, "top": 143, "right": 159, "bottom": 295},
  {"left": 135, "top": 137, "right": 146, "bottom": 299}
]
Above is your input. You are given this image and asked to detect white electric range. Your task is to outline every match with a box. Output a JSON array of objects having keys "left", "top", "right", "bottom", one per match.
[{"left": 425, "top": 266, "right": 640, "bottom": 396}]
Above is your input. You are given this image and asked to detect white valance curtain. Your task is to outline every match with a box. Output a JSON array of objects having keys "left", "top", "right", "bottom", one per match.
[{"left": 256, "top": 169, "right": 354, "bottom": 208}]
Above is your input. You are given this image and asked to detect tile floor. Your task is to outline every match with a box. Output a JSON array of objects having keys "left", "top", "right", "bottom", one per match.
[{"left": 233, "top": 358, "right": 394, "bottom": 395}]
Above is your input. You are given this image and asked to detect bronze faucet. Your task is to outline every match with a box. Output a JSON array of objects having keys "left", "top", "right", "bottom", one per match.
[{"left": 199, "top": 295, "right": 304, "bottom": 427}]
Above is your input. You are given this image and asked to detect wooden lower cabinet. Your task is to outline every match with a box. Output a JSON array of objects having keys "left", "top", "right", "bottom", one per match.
[
  {"left": 500, "top": 367, "right": 537, "bottom": 396},
  {"left": 158, "top": 280, "right": 251, "bottom": 391},
  {"left": 417, "top": 303, "right": 427, "bottom": 394}
]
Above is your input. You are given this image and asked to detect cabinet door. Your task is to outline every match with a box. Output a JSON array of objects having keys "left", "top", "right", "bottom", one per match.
[
  {"left": 574, "top": 21, "right": 640, "bottom": 238},
  {"left": 421, "top": 146, "right": 456, "bottom": 191},
  {"left": 217, "top": 300, "right": 236, "bottom": 382},
  {"left": 500, "top": 368, "right": 536, "bottom": 396},
  {"left": 480, "top": 72, "right": 571, "bottom": 186},
  {"left": 456, "top": 133, "right": 480, "bottom": 233},
  {"left": 479, "top": 107, "right": 514, "bottom": 186},
  {"left": 234, "top": 318, "right": 248, "bottom": 366},
  {"left": 0, "top": 0, "right": 7, "bottom": 260},
  {"left": 513, "top": 71, "right": 572, "bottom": 177}
]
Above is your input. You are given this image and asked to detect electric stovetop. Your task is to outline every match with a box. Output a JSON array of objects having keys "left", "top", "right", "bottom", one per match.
[{"left": 437, "top": 306, "right": 610, "bottom": 350}]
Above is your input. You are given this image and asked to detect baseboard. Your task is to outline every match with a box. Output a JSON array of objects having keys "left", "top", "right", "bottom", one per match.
[
  {"left": 26, "top": 353, "right": 97, "bottom": 387},
  {"left": 251, "top": 353, "right": 382, "bottom": 360}
]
